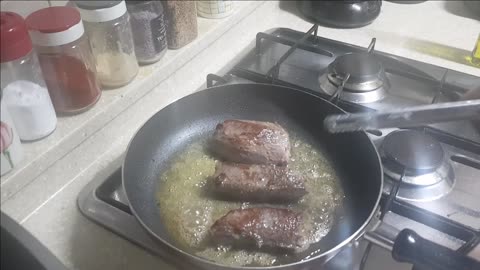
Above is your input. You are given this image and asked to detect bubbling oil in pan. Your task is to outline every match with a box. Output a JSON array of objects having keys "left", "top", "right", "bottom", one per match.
[{"left": 157, "top": 135, "right": 345, "bottom": 267}]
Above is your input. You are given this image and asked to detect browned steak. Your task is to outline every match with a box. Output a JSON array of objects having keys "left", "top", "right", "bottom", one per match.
[
  {"left": 211, "top": 120, "right": 290, "bottom": 165},
  {"left": 212, "top": 162, "right": 307, "bottom": 202},
  {"left": 210, "top": 208, "right": 307, "bottom": 252}
]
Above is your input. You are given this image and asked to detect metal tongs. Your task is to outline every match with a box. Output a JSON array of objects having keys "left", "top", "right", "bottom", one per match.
[{"left": 324, "top": 99, "right": 480, "bottom": 133}]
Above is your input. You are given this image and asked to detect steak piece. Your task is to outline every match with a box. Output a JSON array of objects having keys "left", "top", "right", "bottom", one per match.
[
  {"left": 211, "top": 120, "right": 290, "bottom": 165},
  {"left": 210, "top": 208, "right": 307, "bottom": 252},
  {"left": 212, "top": 162, "right": 307, "bottom": 202}
]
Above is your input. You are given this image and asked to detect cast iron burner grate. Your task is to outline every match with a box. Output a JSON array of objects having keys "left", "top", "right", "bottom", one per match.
[
  {"left": 319, "top": 39, "right": 389, "bottom": 103},
  {"left": 78, "top": 169, "right": 371, "bottom": 270},
  {"left": 77, "top": 166, "right": 478, "bottom": 270},
  {"left": 79, "top": 24, "right": 480, "bottom": 270},
  {"left": 204, "top": 23, "right": 480, "bottom": 266}
]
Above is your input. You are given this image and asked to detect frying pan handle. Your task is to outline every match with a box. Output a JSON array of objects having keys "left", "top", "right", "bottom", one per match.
[
  {"left": 364, "top": 225, "right": 480, "bottom": 270},
  {"left": 392, "top": 229, "right": 480, "bottom": 270},
  {"left": 206, "top": 74, "right": 228, "bottom": 88}
]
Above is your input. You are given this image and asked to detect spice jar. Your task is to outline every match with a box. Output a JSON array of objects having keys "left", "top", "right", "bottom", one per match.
[
  {"left": 1, "top": 97, "right": 23, "bottom": 176},
  {"left": 0, "top": 12, "right": 57, "bottom": 141},
  {"left": 197, "top": 1, "right": 234, "bottom": 19},
  {"left": 126, "top": 0, "right": 167, "bottom": 65},
  {"left": 163, "top": 1, "right": 198, "bottom": 49},
  {"left": 75, "top": 0, "right": 139, "bottom": 88},
  {"left": 26, "top": 7, "right": 101, "bottom": 114}
]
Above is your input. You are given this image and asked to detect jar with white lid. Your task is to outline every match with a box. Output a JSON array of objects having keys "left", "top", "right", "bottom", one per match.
[
  {"left": 26, "top": 7, "right": 101, "bottom": 114},
  {"left": 0, "top": 11, "right": 57, "bottom": 141},
  {"left": 75, "top": 0, "right": 139, "bottom": 88},
  {"left": 197, "top": 1, "right": 234, "bottom": 19}
]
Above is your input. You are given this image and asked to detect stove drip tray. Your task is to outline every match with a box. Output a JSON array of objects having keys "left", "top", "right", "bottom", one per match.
[
  {"left": 78, "top": 169, "right": 370, "bottom": 270},
  {"left": 381, "top": 130, "right": 455, "bottom": 202},
  {"left": 77, "top": 26, "right": 480, "bottom": 269},
  {"left": 78, "top": 166, "right": 475, "bottom": 270}
]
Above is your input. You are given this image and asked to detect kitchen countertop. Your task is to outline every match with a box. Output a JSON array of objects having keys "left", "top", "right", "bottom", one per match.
[{"left": 1, "top": 1, "right": 479, "bottom": 269}]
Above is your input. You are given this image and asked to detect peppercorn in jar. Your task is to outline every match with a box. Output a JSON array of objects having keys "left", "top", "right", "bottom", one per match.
[{"left": 126, "top": 0, "right": 167, "bottom": 65}]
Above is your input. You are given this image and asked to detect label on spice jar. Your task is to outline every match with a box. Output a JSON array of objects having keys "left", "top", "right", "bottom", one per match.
[
  {"left": 1, "top": 100, "right": 23, "bottom": 176},
  {"left": 150, "top": 13, "right": 167, "bottom": 53}
]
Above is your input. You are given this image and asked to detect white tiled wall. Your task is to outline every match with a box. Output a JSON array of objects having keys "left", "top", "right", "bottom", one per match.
[{"left": 0, "top": 0, "right": 68, "bottom": 18}]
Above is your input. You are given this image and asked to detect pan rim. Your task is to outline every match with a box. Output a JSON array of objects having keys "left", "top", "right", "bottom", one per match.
[{"left": 122, "top": 83, "right": 384, "bottom": 269}]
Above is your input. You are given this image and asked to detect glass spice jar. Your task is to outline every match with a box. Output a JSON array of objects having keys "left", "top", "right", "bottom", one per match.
[
  {"left": 163, "top": 1, "right": 198, "bottom": 49},
  {"left": 126, "top": 0, "right": 168, "bottom": 65},
  {"left": 26, "top": 7, "right": 101, "bottom": 114},
  {"left": 197, "top": 0, "right": 234, "bottom": 19},
  {"left": 0, "top": 12, "right": 57, "bottom": 141},
  {"left": 75, "top": 0, "right": 139, "bottom": 88}
]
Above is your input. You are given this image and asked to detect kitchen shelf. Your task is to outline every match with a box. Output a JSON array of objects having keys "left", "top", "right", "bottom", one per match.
[{"left": 0, "top": 1, "right": 263, "bottom": 203}]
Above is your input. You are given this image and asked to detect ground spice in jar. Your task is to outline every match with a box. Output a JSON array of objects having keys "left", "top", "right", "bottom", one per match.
[
  {"left": 163, "top": 1, "right": 198, "bottom": 49},
  {"left": 2, "top": 81, "right": 57, "bottom": 141},
  {"left": 95, "top": 52, "right": 139, "bottom": 87},
  {"left": 26, "top": 7, "right": 101, "bottom": 114},
  {"left": 75, "top": 0, "right": 139, "bottom": 88},
  {"left": 38, "top": 54, "right": 100, "bottom": 113}
]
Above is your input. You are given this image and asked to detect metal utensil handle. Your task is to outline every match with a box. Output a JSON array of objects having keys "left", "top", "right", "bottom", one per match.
[
  {"left": 324, "top": 100, "right": 480, "bottom": 133},
  {"left": 393, "top": 229, "right": 480, "bottom": 270},
  {"left": 364, "top": 224, "right": 480, "bottom": 270}
]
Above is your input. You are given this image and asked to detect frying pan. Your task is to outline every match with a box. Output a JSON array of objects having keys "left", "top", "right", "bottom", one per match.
[{"left": 122, "top": 83, "right": 478, "bottom": 270}]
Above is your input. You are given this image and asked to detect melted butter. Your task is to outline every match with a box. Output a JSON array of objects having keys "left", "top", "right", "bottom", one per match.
[{"left": 157, "top": 136, "right": 344, "bottom": 266}]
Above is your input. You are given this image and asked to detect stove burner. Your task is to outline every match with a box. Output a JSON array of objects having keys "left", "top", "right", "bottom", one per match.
[
  {"left": 330, "top": 53, "right": 384, "bottom": 91},
  {"left": 383, "top": 130, "right": 444, "bottom": 175},
  {"left": 381, "top": 130, "right": 455, "bottom": 201},
  {"left": 319, "top": 53, "right": 387, "bottom": 103}
]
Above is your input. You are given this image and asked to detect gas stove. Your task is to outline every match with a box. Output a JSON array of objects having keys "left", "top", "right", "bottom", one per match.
[{"left": 78, "top": 25, "right": 480, "bottom": 269}]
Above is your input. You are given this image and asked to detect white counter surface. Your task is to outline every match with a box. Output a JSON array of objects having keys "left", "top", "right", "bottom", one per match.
[{"left": 1, "top": 1, "right": 479, "bottom": 269}]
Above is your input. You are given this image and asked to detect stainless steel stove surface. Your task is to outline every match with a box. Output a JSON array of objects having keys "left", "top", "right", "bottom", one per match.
[
  {"left": 78, "top": 170, "right": 375, "bottom": 270},
  {"left": 78, "top": 25, "right": 480, "bottom": 269}
]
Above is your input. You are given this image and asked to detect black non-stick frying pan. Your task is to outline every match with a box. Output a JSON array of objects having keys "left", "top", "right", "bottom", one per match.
[{"left": 122, "top": 84, "right": 478, "bottom": 270}]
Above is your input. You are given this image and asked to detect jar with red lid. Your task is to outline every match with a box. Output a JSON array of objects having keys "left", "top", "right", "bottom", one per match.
[
  {"left": 0, "top": 12, "right": 57, "bottom": 141},
  {"left": 26, "top": 6, "right": 101, "bottom": 114}
]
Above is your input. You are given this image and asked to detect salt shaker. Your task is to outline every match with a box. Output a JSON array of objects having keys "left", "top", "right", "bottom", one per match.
[
  {"left": 163, "top": 1, "right": 198, "bottom": 49},
  {"left": 75, "top": 0, "right": 139, "bottom": 88},
  {"left": 0, "top": 12, "right": 57, "bottom": 141},
  {"left": 26, "top": 7, "right": 101, "bottom": 114},
  {"left": 126, "top": 0, "right": 168, "bottom": 65},
  {"left": 197, "top": 0, "right": 234, "bottom": 19},
  {"left": 1, "top": 97, "right": 23, "bottom": 176}
]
